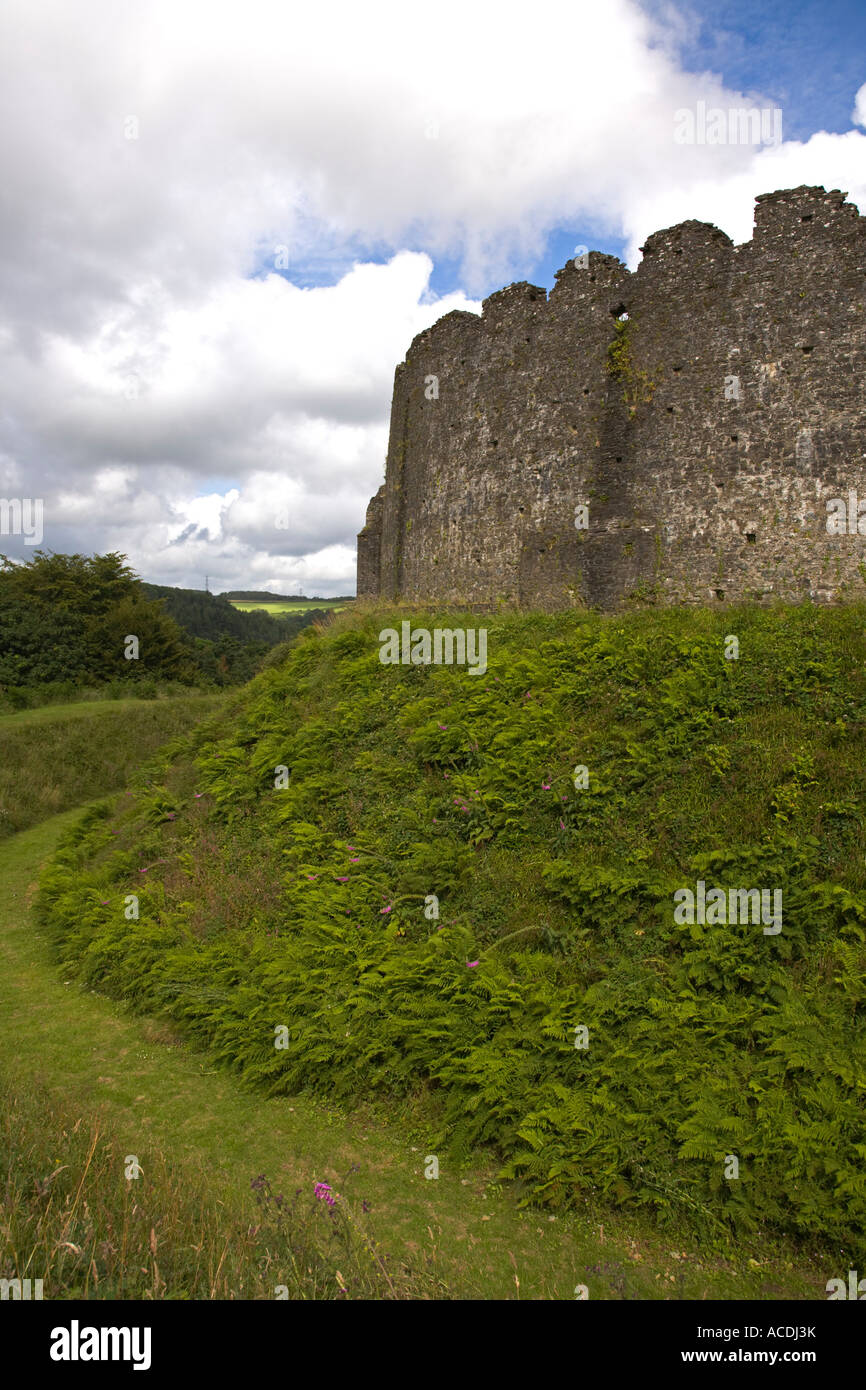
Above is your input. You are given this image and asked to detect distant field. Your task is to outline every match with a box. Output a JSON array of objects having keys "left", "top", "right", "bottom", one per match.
[{"left": 228, "top": 598, "right": 350, "bottom": 615}]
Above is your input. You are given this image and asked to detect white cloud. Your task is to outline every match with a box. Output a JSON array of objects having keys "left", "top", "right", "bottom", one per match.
[{"left": 1, "top": 250, "right": 475, "bottom": 592}]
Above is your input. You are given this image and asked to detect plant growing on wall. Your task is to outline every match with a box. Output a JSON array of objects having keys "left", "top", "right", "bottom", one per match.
[{"left": 607, "top": 317, "right": 655, "bottom": 412}]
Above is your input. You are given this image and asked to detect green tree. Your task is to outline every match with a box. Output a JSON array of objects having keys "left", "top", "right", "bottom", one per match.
[
  {"left": 0, "top": 551, "right": 138, "bottom": 613},
  {"left": 0, "top": 597, "right": 95, "bottom": 686},
  {"left": 90, "top": 595, "right": 196, "bottom": 681}
]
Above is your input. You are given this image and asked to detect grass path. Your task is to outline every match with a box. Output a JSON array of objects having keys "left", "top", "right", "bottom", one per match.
[
  {"left": 0, "top": 809, "right": 828, "bottom": 1300},
  {"left": 0, "top": 697, "right": 204, "bottom": 729},
  {"left": 0, "top": 695, "right": 224, "bottom": 839}
]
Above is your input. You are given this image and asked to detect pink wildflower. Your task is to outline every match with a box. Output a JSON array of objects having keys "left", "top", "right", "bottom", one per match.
[
  {"left": 467, "top": 960, "right": 479, "bottom": 968},
  {"left": 380, "top": 905, "right": 393, "bottom": 914}
]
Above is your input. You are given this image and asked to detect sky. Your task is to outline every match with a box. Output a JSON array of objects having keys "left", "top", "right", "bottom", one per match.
[{"left": 0, "top": 0, "right": 863, "bottom": 597}]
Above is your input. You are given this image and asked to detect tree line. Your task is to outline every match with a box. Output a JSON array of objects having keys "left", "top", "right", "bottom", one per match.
[{"left": 0, "top": 551, "right": 326, "bottom": 704}]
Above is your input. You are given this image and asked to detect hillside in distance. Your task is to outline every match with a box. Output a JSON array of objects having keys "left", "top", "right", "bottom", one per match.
[{"left": 140, "top": 582, "right": 311, "bottom": 643}]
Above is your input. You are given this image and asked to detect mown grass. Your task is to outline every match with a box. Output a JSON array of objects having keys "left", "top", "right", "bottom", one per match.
[
  {"left": 32, "top": 600, "right": 866, "bottom": 1287},
  {"left": 0, "top": 695, "right": 226, "bottom": 838}
]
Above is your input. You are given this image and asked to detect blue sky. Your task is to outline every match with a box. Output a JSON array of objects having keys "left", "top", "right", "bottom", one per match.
[{"left": 663, "top": 0, "right": 866, "bottom": 139}]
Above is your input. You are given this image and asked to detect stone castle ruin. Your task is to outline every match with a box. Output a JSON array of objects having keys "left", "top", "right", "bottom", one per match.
[{"left": 357, "top": 186, "right": 866, "bottom": 610}]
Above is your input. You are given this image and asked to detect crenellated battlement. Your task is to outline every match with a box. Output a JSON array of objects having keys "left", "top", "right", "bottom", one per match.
[
  {"left": 359, "top": 186, "right": 866, "bottom": 610},
  {"left": 638, "top": 219, "right": 734, "bottom": 263},
  {"left": 752, "top": 184, "right": 855, "bottom": 234},
  {"left": 405, "top": 308, "right": 482, "bottom": 360}
]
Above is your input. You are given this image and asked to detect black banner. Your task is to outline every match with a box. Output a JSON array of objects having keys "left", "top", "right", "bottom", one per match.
[{"left": 5, "top": 1297, "right": 860, "bottom": 1376}]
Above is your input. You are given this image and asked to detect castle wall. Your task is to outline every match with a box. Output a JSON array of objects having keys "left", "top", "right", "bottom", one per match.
[
  {"left": 356, "top": 483, "right": 384, "bottom": 597},
  {"left": 358, "top": 186, "right": 866, "bottom": 609}
]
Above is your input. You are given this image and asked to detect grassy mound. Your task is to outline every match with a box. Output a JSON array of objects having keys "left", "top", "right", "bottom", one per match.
[
  {"left": 0, "top": 695, "right": 226, "bottom": 838},
  {"left": 35, "top": 603, "right": 866, "bottom": 1261}
]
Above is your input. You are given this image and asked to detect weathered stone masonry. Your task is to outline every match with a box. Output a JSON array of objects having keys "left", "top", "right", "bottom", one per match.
[{"left": 358, "top": 186, "right": 866, "bottom": 610}]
